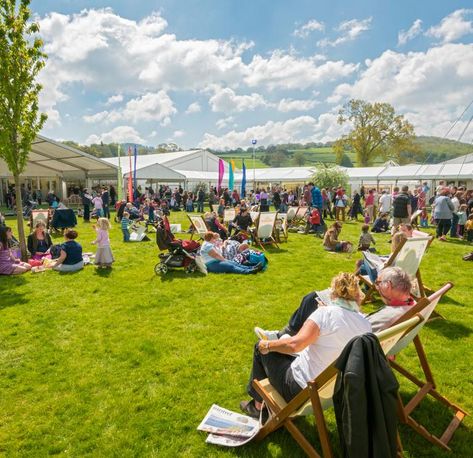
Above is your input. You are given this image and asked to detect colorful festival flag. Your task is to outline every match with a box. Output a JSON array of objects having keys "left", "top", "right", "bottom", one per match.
[
  {"left": 133, "top": 145, "right": 138, "bottom": 193},
  {"left": 218, "top": 159, "right": 224, "bottom": 193},
  {"left": 127, "top": 146, "right": 133, "bottom": 202},
  {"left": 229, "top": 159, "right": 235, "bottom": 191},
  {"left": 241, "top": 159, "right": 246, "bottom": 198}
]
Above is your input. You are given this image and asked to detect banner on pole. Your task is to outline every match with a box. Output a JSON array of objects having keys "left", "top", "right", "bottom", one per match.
[
  {"left": 241, "top": 159, "right": 246, "bottom": 198},
  {"left": 218, "top": 159, "right": 224, "bottom": 193}
]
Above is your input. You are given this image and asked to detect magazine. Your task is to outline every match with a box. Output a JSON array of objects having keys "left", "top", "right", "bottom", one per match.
[{"left": 198, "top": 404, "right": 261, "bottom": 447}]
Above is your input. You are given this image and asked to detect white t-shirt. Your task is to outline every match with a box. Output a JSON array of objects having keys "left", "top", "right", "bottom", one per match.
[
  {"left": 379, "top": 194, "right": 392, "bottom": 213},
  {"left": 290, "top": 305, "right": 372, "bottom": 388},
  {"left": 200, "top": 241, "right": 220, "bottom": 264}
]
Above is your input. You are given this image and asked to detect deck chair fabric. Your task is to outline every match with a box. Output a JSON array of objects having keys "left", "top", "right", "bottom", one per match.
[
  {"left": 188, "top": 215, "right": 208, "bottom": 240},
  {"left": 30, "top": 209, "right": 50, "bottom": 231},
  {"left": 387, "top": 283, "right": 467, "bottom": 451},
  {"left": 223, "top": 208, "right": 235, "bottom": 224},
  {"left": 286, "top": 206, "right": 298, "bottom": 223},
  {"left": 253, "top": 212, "right": 278, "bottom": 250},
  {"left": 252, "top": 316, "right": 422, "bottom": 458},
  {"left": 359, "top": 235, "right": 432, "bottom": 304}
]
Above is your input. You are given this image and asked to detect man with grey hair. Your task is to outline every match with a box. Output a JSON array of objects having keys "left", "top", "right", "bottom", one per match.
[{"left": 255, "top": 267, "right": 414, "bottom": 339}]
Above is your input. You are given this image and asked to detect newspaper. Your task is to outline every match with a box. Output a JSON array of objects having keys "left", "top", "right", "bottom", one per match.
[
  {"left": 198, "top": 404, "right": 261, "bottom": 447},
  {"left": 362, "top": 251, "right": 387, "bottom": 271}
]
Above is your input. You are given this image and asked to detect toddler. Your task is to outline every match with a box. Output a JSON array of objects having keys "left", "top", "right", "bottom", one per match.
[
  {"left": 456, "top": 204, "right": 467, "bottom": 238},
  {"left": 121, "top": 211, "right": 131, "bottom": 242},
  {"left": 92, "top": 217, "right": 114, "bottom": 268},
  {"left": 420, "top": 207, "right": 429, "bottom": 228},
  {"left": 358, "top": 224, "right": 376, "bottom": 252},
  {"left": 465, "top": 214, "right": 473, "bottom": 243}
]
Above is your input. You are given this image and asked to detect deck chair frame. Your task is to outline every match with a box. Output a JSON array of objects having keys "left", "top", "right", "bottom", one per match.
[
  {"left": 359, "top": 235, "right": 432, "bottom": 304},
  {"left": 188, "top": 215, "right": 208, "bottom": 240},
  {"left": 387, "top": 283, "right": 468, "bottom": 451},
  {"left": 253, "top": 212, "right": 279, "bottom": 251},
  {"left": 252, "top": 316, "right": 423, "bottom": 458},
  {"left": 292, "top": 206, "right": 309, "bottom": 226}
]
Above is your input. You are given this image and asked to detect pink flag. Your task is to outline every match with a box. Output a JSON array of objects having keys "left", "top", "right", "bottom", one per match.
[{"left": 218, "top": 159, "right": 224, "bottom": 193}]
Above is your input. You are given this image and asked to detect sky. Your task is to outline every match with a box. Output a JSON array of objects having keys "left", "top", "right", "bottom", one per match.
[{"left": 30, "top": 0, "right": 473, "bottom": 150}]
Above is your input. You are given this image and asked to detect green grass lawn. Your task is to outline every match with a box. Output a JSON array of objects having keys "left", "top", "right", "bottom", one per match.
[{"left": 1, "top": 211, "right": 472, "bottom": 457}]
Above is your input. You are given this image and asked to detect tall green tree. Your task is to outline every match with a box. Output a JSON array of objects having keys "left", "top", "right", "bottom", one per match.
[
  {"left": 311, "top": 164, "right": 349, "bottom": 191},
  {"left": 292, "top": 151, "right": 306, "bottom": 166},
  {"left": 336, "top": 99, "right": 416, "bottom": 166},
  {"left": 0, "top": 0, "right": 47, "bottom": 260}
]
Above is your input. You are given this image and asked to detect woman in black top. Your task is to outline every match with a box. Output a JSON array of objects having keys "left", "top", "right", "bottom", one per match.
[
  {"left": 27, "top": 222, "right": 52, "bottom": 258},
  {"left": 229, "top": 206, "right": 253, "bottom": 236}
]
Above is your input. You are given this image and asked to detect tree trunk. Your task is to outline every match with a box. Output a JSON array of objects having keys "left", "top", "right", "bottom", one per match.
[{"left": 13, "top": 174, "right": 28, "bottom": 262}]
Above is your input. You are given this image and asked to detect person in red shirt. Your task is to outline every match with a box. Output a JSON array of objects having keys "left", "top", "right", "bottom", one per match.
[
  {"left": 305, "top": 208, "right": 323, "bottom": 237},
  {"left": 365, "top": 189, "right": 375, "bottom": 223}
]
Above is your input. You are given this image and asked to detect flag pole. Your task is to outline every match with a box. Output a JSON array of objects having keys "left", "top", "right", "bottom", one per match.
[{"left": 117, "top": 144, "right": 123, "bottom": 201}]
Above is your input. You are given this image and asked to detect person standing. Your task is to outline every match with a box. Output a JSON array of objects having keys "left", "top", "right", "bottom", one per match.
[
  {"left": 392, "top": 185, "right": 411, "bottom": 233},
  {"left": 365, "top": 189, "right": 375, "bottom": 223},
  {"left": 378, "top": 190, "right": 392, "bottom": 215},
  {"left": 197, "top": 187, "right": 205, "bottom": 213},
  {"left": 109, "top": 185, "right": 116, "bottom": 207},
  {"left": 450, "top": 191, "right": 461, "bottom": 238},
  {"left": 81, "top": 189, "right": 92, "bottom": 222},
  {"left": 434, "top": 187, "right": 454, "bottom": 241},
  {"left": 101, "top": 187, "right": 110, "bottom": 219}
]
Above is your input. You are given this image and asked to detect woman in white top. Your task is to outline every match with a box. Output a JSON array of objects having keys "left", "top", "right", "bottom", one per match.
[{"left": 240, "top": 272, "right": 371, "bottom": 418}]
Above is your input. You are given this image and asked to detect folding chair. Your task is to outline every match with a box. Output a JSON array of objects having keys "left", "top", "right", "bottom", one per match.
[
  {"left": 292, "top": 206, "right": 309, "bottom": 226},
  {"left": 30, "top": 209, "right": 50, "bottom": 231},
  {"left": 188, "top": 215, "right": 208, "bottom": 240},
  {"left": 211, "top": 204, "right": 219, "bottom": 214},
  {"left": 286, "top": 206, "right": 298, "bottom": 224},
  {"left": 276, "top": 215, "right": 288, "bottom": 243},
  {"left": 253, "top": 212, "right": 279, "bottom": 251},
  {"left": 359, "top": 235, "right": 432, "bottom": 304},
  {"left": 386, "top": 283, "right": 468, "bottom": 451},
  {"left": 252, "top": 316, "right": 423, "bottom": 458},
  {"left": 223, "top": 208, "right": 235, "bottom": 226}
]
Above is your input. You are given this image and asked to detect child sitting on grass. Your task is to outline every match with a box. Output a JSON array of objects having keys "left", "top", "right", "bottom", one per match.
[
  {"left": 358, "top": 224, "right": 376, "bottom": 252},
  {"left": 371, "top": 213, "right": 389, "bottom": 233},
  {"left": 121, "top": 211, "right": 131, "bottom": 242},
  {"left": 323, "top": 222, "right": 352, "bottom": 252},
  {"left": 92, "top": 218, "right": 114, "bottom": 268},
  {"left": 305, "top": 207, "right": 323, "bottom": 237}
]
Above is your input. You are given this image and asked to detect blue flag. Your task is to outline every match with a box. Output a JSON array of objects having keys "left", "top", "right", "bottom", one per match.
[
  {"left": 241, "top": 159, "right": 246, "bottom": 198},
  {"left": 133, "top": 145, "right": 138, "bottom": 193}
]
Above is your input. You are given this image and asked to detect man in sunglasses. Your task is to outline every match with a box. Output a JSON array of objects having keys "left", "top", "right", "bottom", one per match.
[{"left": 255, "top": 266, "right": 414, "bottom": 340}]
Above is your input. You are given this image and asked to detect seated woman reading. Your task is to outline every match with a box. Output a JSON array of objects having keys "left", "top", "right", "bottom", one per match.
[
  {"left": 240, "top": 272, "right": 371, "bottom": 418},
  {"left": 51, "top": 229, "right": 84, "bottom": 272},
  {"left": 0, "top": 227, "right": 31, "bottom": 275},
  {"left": 27, "top": 222, "right": 52, "bottom": 259},
  {"left": 200, "top": 231, "right": 262, "bottom": 274}
]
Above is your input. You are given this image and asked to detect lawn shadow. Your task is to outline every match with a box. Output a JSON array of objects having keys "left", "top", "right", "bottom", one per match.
[
  {"left": 440, "top": 294, "right": 466, "bottom": 307},
  {"left": 0, "top": 276, "right": 29, "bottom": 310},
  {"left": 261, "top": 246, "right": 288, "bottom": 254},
  {"left": 158, "top": 270, "right": 206, "bottom": 282},
  {"left": 94, "top": 267, "right": 113, "bottom": 278},
  {"left": 427, "top": 318, "right": 472, "bottom": 340}
]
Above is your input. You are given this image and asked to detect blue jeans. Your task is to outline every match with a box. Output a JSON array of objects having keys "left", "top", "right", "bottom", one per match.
[
  {"left": 206, "top": 260, "right": 255, "bottom": 274},
  {"left": 197, "top": 201, "right": 204, "bottom": 212},
  {"left": 122, "top": 229, "right": 130, "bottom": 242},
  {"left": 450, "top": 213, "right": 459, "bottom": 237}
]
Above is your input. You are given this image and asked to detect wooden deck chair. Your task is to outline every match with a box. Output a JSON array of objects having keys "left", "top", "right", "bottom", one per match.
[
  {"left": 223, "top": 208, "right": 235, "bottom": 225},
  {"left": 252, "top": 316, "right": 424, "bottom": 458},
  {"left": 386, "top": 283, "right": 468, "bottom": 451},
  {"left": 30, "top": 209, "right": 50, "bottom": 231},
  {"left": 277, "top": 216, "right": 289, "bottom": 243},
  {"left": 188, "top": 215, "right": 208, "bottom": 240},
  {"left": 293, "top": 206, "right": 309, "bottom": 226},
  {"left": 253, "top": 212, "right": 279, "bottom": 250},
  {"left": 286, "top": 206, "right": 298, "bottom": 224},
  {"left": 359, "top": 235, "right": 432, "bottom": 304}
]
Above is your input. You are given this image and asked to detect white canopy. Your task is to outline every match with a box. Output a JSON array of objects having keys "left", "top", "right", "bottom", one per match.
[{"left": 0, "top": 135, "right": 118, "bottom": 179}]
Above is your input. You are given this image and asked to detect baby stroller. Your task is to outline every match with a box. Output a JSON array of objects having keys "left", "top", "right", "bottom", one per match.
[{"left": 155, "top": 216, "right": 200, "bottom": 275}]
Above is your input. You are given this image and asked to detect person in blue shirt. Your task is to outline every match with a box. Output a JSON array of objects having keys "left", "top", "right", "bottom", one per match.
[{"left": 52, "top": 229, "right": 83, "bottom": 272}]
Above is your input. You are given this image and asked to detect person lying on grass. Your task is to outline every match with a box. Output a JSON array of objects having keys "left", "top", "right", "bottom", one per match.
[
  {"left": 0, "top": 226, "right": 31, "bottom": 275},
  {"left": 200, "top": 231, "right": 263, "bottom": 275},
  {"left": 241, "top": 273, "right": 371, "bottom": 419}
]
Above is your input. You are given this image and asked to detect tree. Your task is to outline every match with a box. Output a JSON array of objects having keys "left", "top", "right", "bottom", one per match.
[
  {"left": 292, "top": 151, "right": 306, "bottom": 166},
  {"left": 336, "top": 99, "right": 416, "bottom": 167},
  {"left": 0, "top": 0, "right": 47, "bottom": 260},
  {"left": 311, "top": 164, "right": 349, "bottom": 191}
]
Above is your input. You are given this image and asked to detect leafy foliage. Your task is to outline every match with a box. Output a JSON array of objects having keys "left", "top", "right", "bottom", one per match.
[
  {"left": 292, "top": 151, "right": 306, "bottom": 166},
  {"left": 311, "top": 164, "right": 349, "bottom": 190},
  {"left": 0, "top": 0, "right": 47, "bottom": 259},
  {"left": 336, "top": 99, "right": 418, "bottom": 167}
]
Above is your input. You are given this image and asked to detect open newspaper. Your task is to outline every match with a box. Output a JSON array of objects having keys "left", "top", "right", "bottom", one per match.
[
  {"left": 198, "top": 404, "right": 261, "bottom": 447},
  {"left": 362, "top": 251, "right": 387, "bottom": 272}
]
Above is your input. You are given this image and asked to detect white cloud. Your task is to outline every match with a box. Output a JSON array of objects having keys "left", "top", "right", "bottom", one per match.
[
  {"left": 209, "top": 87, "right": 269, "bottom": 112},
  {"left": 244, "top": 51, "right": 358, "bottom": 90},
  {"left": 426, "top": 9, "right": 473, "bottom": 44},
  {"left": 398, "top": 19, "right": 423, "bottom": 46},
  {"left": 199, "top": 113, "right": 347, "bottom": 149},
  {"left": 86, "top": 125, "right": 145, "bottom": 145},
  {"left": 173, "top": 130, "right": 185, "bottom": 138},
  {"left": 185, "top": 102, "right": 201, "bottom": 114},
  {"left": 216, "top": 116, "right": 235, "bottom": 130},
  {"left": 293, "top": 19, "right": 325, "bottom": 38},
  {"left": 83, "top": 91, "right": 177, "bottom": 125},
  {"left": 328, "top": 43, "right": 473, "bottom": 138},
  {"left": 318, "top": 17, "right": 372, "bottom": 47},
  {"left": 105, "top": 94, "right": 124, "bottom": 105},
  {"left": 277, "top": 98, "right": 318, "bottom": 112}
]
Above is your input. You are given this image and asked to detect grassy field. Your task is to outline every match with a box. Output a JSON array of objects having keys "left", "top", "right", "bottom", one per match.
[{"left": 0, "top": 210, "right": 472, "bottom": 457}]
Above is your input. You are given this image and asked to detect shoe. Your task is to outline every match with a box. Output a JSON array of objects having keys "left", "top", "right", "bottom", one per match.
[
  {"left": 254, "top": 327, "right": 279, "bottom": 341},
  {"left": 254, "top": 262, "right": 264, "bottom": 272},
  {"left": 239, "top": 400, "right": 269, "bottom": 423}
]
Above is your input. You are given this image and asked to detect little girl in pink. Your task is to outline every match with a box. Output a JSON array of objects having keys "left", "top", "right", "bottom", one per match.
[{"left": 92, "top": 218, "right": 114, "bottom": 268}]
